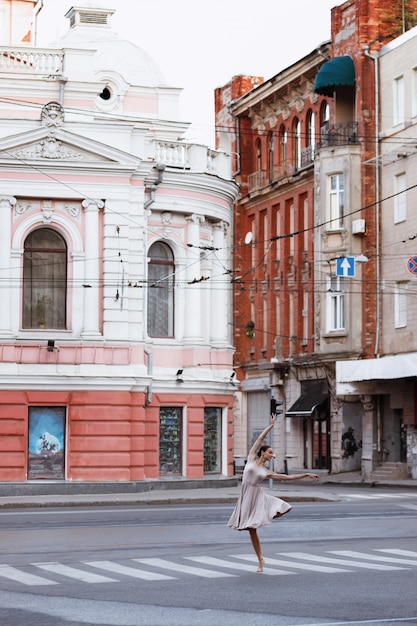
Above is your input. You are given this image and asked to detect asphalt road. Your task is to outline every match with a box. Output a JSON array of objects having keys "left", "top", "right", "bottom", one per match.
[{"left": 0, "top": 487, "right": 416, "bottom": 626}]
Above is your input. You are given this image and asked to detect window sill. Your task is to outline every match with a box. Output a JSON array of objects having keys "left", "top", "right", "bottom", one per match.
[{"left": 324, "top": 330, "right": 347, "bottom": 339}]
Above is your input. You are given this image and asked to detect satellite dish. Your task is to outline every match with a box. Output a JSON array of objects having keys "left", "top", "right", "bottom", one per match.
[{"left": 244, "top": 232, "right": 253, "bottom": 244}]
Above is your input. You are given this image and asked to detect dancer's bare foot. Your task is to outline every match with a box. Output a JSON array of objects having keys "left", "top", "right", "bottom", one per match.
[{"left": 256, "top": 557, "right": 265, "bottom": 572}]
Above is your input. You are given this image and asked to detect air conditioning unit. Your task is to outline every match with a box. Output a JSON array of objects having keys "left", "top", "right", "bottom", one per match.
[{"left": 352, "top": 219, "right": 366, "bottom": 235}]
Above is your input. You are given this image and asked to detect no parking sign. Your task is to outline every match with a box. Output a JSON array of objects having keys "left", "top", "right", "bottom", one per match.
[{"left": 407, "top": 257, "right": 417, "bottom": 276}]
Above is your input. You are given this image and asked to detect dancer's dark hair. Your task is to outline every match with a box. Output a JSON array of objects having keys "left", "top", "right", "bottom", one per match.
[{"left": 257, "top": 444, "right": 271, "bottom": 458}]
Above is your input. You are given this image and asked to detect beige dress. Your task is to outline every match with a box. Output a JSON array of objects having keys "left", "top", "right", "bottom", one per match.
[{"left": 227, "top": 460, "right": 292, "bottom": 530}]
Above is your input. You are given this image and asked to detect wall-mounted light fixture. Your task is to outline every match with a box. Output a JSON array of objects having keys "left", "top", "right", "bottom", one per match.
[
  {"left": 47, "top": 340, "right": 55, "bottom": 352},
  {"left": 176, "top": 369, "right": 184, "bottom": 383}
]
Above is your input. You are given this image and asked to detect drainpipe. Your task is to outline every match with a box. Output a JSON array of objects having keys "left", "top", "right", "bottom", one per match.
[
  {"left": 363, "top": 45, "right": 380, "bottom": 357},
  {"left": 144, "top": 348, "right": 153, "bottom": 406},
  {"left": 144, "top": 164, "right": 166, "bottom": 210},
  {"left": 32, "top": 0, "right": 43, "bottom": 45}
]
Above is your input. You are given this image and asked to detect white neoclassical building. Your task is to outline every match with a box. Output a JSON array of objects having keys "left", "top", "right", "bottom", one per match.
[{"left": 0, "top": 1, "right": 238, "bottom": 482}]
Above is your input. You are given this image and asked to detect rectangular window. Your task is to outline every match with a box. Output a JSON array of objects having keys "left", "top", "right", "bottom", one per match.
[
  {"left": 394, "top": 173, "right": 406, "bottom": 223},
  {"left": 395, "top": 282, "right": 407, "bottom": 328},
  {"left": 328, "top": 174, "right": 344, "bottom": 230},
  {"left": 204, "top": 407, "right": 222, "bottom": 473},
  {"left": 413, "top": 68, "right": 417, "bottom": 118},
  {"left": 393, "top": 75, "right": 404, "bottom": 125},
  {"left": 28, "top": 406, "right": 66, "bottom": 480},
  {"left": 326, "top": 276, "right": 344, "bottom": 331},
  {"left": 159, "top": 407, "right": 182, "bottom": 475}
]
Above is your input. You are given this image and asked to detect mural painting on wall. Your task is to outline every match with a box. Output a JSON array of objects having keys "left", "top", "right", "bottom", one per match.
[
  {"left": 341, "top": 426, "right": 360, "bottom": 458},
  {"left": 28, "top": 406, "right": 65, "bottom": 479}
]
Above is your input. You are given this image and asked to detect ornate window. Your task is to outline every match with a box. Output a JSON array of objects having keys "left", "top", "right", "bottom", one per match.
[
  {"left": 293, "top": 118, "right": 301, "bottom": 170},
  {"left": 279, "top": 125, "right": 287, "bottom": 165},
  {"left": 268, "top": 131, "right": 275, "bottom": 182},
  {"left": 22, "top": 228, "right": 67, "bottom": 329},
  {"left": 147, "top": 241, "right": 174, "bottom": 337}
]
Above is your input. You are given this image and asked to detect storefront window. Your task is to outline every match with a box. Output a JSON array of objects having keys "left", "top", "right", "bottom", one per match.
[
  {"left": 159, "top": 407, "right": 182, "bottom": 475},
  {"left": 204, "top": 407, "right": 222, "bottom": 473}
]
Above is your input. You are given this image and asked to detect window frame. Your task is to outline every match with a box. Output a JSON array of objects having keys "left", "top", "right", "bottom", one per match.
[
  {"left": 147, "top": 241, "right": 175, "bottom": 338},
  {"left": 393, "top": 74, "right": 405, "bottom": 126},
  {"left": 326, "top": 275, "right": 345, "bottom": 332},
  {"left": 327, "top": 173, "right": 345, "bottom": 230},
  {"left": 394, "top": 172, "right": 406, "bottom": 223},
  {"left": 394, "top": 282, "right": 407, "bottom": 328},
  {"left": 22, "top": 227, "right": 67, "bottom": 330}
]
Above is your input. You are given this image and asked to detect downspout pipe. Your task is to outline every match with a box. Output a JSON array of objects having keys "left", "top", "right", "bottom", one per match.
[
  {"left": 143, "top": 348, "right": 153, "bottom": 406},
  {"left": 363, "top": 45, "right": 380, "bottom": 357}
]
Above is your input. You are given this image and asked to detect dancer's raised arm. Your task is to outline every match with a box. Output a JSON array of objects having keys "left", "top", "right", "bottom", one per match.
[{"left": 247, "top": 414, "right": 276, "bottom": 462}]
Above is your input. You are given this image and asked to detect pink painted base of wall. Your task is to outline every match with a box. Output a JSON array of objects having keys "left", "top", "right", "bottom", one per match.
[{"left": 0, "top": 390, "right": 234, "bottom": 482}]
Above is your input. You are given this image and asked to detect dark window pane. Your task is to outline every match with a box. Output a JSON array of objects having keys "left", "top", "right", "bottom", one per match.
[{"left": 23, "top": 228, "right": 67, "bottom": 329}]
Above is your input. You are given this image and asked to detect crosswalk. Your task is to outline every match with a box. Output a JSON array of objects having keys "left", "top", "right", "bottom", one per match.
[
  {"left": 343, "top": 492, "right": 417, "bottom": 500},
  {"left": 0, "top": 548, "right": 416, "bottom": 587}
]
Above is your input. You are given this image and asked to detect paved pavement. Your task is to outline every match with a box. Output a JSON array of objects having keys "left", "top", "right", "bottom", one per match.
[{"left": 0, "top": 471, "right": 415, "bottom": 509}]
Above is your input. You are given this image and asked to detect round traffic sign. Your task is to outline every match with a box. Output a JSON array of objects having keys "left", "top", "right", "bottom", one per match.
[{"left": 407, "top": 257, "right": 417, "bottom": 275}]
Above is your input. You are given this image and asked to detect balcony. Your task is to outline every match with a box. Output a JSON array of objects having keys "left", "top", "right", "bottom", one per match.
[
  {"left": 247, "top": 165, "right": 294, "bottom": 193},
  {"left": 320, "top": 121, "right": 359, "bottom": 147},
  {"left": 0, "top": 47, "right": 64, "bottom": 74},
  {"left": 151, "top": 140, "right": 231, "bottom": 178}
]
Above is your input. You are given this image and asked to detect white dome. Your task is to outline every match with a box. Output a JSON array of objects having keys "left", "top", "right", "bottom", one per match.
[{"left": 52, "top": 7, "right": 167, "bottom": 88}]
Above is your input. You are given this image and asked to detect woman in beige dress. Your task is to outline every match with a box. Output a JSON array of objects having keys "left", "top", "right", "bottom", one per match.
[{"left": 227, "top": 414, "right": 319, "bottom": 572}]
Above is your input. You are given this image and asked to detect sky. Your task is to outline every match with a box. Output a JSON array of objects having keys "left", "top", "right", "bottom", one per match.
[{"left": 36, "top": 0, "right": 345, "bottom": 146}]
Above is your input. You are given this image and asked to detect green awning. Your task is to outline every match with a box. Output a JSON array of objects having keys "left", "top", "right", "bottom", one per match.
[{"left": 314, "top": 56, "right": 355, "bottom": 97}]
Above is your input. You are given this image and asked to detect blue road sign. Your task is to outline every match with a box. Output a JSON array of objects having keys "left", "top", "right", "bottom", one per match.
[
  {"left": 407, "top": 257, "right": 417, "bottom": 276},
  {"left": 335, "top": 256, "right": 355, "bottom": 277}
]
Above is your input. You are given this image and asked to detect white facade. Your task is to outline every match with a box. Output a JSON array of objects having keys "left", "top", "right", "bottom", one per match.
[{"left": 0, "top": 3, "right": 238, "bottom": 482}]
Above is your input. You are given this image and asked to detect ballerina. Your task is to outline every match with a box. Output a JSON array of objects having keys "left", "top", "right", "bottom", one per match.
[{"left": 227, "top": 414, "right": 319, "bottom": 572}]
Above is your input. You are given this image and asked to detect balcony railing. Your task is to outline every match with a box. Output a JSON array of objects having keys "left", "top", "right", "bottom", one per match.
[
  {"left": 300, "top": 145, "right": 316, "bottom": 169},
  {"left": 151, "top": 140, "right": 231, "bottom": 178},
  {"left": 320, "top": 121, "right": 359, "bottom": 147},
  {"left": 0, "top": 47, "right": 64, "bottom": 74},
  {"left": 248, "top": 165, "right": 295, "bottom": 193}
]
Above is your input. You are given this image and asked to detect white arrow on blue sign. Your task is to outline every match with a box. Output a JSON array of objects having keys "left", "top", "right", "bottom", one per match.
[{"left": 335, "top": 256, "right": 355, "bottom": 277}]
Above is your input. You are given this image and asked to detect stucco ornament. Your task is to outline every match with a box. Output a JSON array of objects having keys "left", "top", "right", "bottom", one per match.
[{"left": 41, "top": 102, "right": 65, "bottom": 128}]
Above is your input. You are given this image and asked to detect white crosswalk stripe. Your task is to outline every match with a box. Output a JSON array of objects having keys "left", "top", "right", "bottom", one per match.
[
  {"left": 277, "top": 552, "right": 409, "bottom": 571},
  {"left": 33, "top": 561, "right": 118, "bottom": 583},
  {"left": 186, "top": 555, "right": 294, "bottom": 576},
  {"left": 234, "top": 554, "right": 351, "bottom": 573},
  {"left": 133, "top": 557, "right": 235, "bottom": 578},
  {"left": 0, "top": 564, "right": 58, "bottom": 586},
  {"left": 344, "top": 493, "right": 417, "bottom": 500},
  {"left": 378, "top": 548, "right": 417, "bottom": 558},
  {"left": 1, "top": 547, "right": 417, "bottom": 587},
  {"left": 85, "top": 560, "right": 175, "bottom": 581},
  {"left": 330, "top": 550, "right": 417, "bottom": 566}
]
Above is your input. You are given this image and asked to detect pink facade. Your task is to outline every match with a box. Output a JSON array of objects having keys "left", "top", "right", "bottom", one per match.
[{"left": 0, "top": 3, "right": 238, "bottom": 482}]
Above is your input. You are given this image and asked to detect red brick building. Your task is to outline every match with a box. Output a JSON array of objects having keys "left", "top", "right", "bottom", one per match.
[{"left": 216, "top": 0, "right": 417, "bottom": 477}]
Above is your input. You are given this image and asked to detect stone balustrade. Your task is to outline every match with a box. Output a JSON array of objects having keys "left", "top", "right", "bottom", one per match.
[
  {"left": 0, "top": 47, "right": 64, "bottom": 74},
  {"left": 151, "top": 140, "right": 231, "bottom": 178}
]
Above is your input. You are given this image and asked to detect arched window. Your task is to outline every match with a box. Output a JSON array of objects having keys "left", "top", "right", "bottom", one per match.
[
  {"left": 23, "top": 228, "right": 67, "bottom": 329},
  {"left": 268, "top": 131, "right": 275, "bottom": 182},
  {"left": 320, "top": 101, "right": 330, "bottom": 126},
  {"left": 147, "top": 241, "right": 174, "bottom": 337},
  {"left": 293, "top": 118, "right": 301, "bottom": 170},
  {"left": 256, "top": 138, "right": 262, "bottom": 172},
  {"left": 306, "top": 109, "right": 315, "bottom": 148},
  {"left": 279, "top": 125, "right": 287, "bottom": 166}
]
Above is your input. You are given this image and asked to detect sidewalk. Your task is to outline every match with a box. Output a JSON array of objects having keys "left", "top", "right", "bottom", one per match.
[{"left": 0, "top": 472, "right": 415, "bottom": 509}]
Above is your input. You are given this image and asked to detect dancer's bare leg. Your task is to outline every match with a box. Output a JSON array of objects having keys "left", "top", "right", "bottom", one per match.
[{"left": 249, "top": 528, "right": 264, "bottom": 572}]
